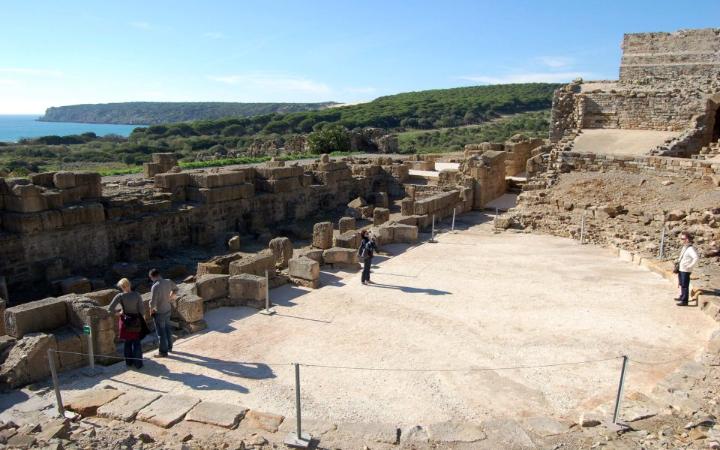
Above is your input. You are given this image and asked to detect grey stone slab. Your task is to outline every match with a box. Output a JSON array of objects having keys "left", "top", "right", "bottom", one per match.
[
  {"left": 136, "top": 394, "right": 200, "bottom": 428},
  {"left": 64, "top": 389, "right": 124, "bottom": 417},
  {"left": 185, "top": 401, "right": 247, "bottom": 429},
  {"left": 97, "top": 391, "right": 161, "bottom": 422},
  {"left": 479, "top": 419, "right": 536, "bottom": 449}
]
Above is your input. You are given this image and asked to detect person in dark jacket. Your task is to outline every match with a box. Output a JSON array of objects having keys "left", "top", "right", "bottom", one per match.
[
  {"left": 107, "top": 278, "right": 146, "bottom": 369},
  {"left": 358, "top": 230, "right": 377, "bottom": 285}
]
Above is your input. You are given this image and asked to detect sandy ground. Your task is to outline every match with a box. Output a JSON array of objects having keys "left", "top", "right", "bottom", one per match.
[
  {"left": 7, "top": 214, "right": 716, "bottom": 427},
  {"left": 573, "top": 129, "right": 680, "bottom": 155}
]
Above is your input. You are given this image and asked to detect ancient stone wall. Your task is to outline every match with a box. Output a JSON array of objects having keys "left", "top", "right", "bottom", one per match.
[
  {"left": 619, "top": 28, "right": 720, "bottom": 89},
  {"left": 0, "top": 158, "right": 407, "bottom": 293}
]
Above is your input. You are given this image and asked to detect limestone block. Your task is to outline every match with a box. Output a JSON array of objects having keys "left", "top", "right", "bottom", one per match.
[
  {"left": 312, "top": 222, "right": 333, "bottom": 249},
  {"left": 97, "top": 391, "right": 161, "bottom": 422},
  {"left": 391, "top": 224, "right": 418, "bottom": 243},
  {"left": 59, "top": 276, "right": 92, "bottom": 295},
  {"left": 186, "top": 184, "right": 254, "bottom": 203},
  {"left": 143, "top": 162, "right": 162, "bottom": 179},
  {"left": 4, "top": 297, "right": 68, "bottom": 338},
  {"left": 288, "top": 257, "right": 320, "bottom": 289},
  {"left": 360, "top": 206, "right": 375, "bottom": 219},
  {"left": 75, "top": 173, "right": 102, "bottom": 197},
  {"left": 243, "top": 410, "right": 285, "bottom": 433},
  {"left": 152, "top": 152, "right": 177, "bottom": 168},
  {"left": 338, "top": 217, "right": 356, "bottom": 234},
  {"left": 196, "top": 262, "right": 223, "bottom": 277},
  {"left": 400, "top": 198, "right": 414, "bottom": 216},
  {"left": 5, "top": 185, "right": 47, "bottom": 213},
  {"left": 42, "top": 190, "right": 64, "bottom": 209},
  {"left": 185, "top": 401, "right": 248, "bottom": 429},
  {"left": 29, "top": 172, "right": 56, "bottom": 187},
  {"left": 154, "top": 173, "right": 189, "bottom": 190},
  {"left": 374, "top": 192, "right": 389, "bottom": 208},
  {"left": 65, "top": 389, "right": 124, "bottom": 417},
  {"left": 256, "top": 177, "right": 301, "bottom": 193},
  {"left": 190, "top": 171, "right": 249, "bottom": 188},
  {"left": 348, "top": 197, "right": 367, "bottom": 209},
  {"left": 255, "top": 166, "right": 303, "bottom": 180},
  {"left": 228, "top": 274, "right": 267, "bottom": 303},
  {"left": 268, "top": 237, "right": 293, "bottom": 268},
  {"left": 373, "top": 208, "right": 390, "bottom": 225},
  {"left": 84, "top": 289, "right": 120, "bottom": 307},
  {"left": 322, "top": 247, "right": 358, "bottom": 266},
  {"left": 53, "top": 171, "right": 76, "bottom": 189},
  {"left": 0, "top": 332, "right": 57, "bottom": 388},
  {"left": 173, "top": 293, "right": 204, "bottom": 323},
  {"left": 136, "top": 394, "right": 201, "bottom": 428},
  {"left": 228, "top": 253, "right": 275, "bottom": 277},
  {"left": 195, "top": 274, "right": 229, "bottom": 301},
  {"left": 60, "top": 203, "right": 105, "bottom": 227},
  {"left": 301, "top": 249, "right": 324, "bottom": 264},
  {"left": 334, "top": 230, "right": 359, "bottom": 249},
  {"left": 53, "top": 327, "right": 85, "bottom": 370},
  {"left": 228, "top": 235, "right": 241, "bottom": 251},
  {"left": 59, "top": 185, "right": 86, "bottom": 204},
  {"left": 63, "top": 295, "right": 117, "bottom": 358}
]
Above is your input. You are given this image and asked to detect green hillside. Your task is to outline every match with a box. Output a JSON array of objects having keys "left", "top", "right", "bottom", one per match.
[
  {"left": 40, "top": 101, "right": 338, "bottom": 125},
  {"left": 2, "top": 83, "right": 559, "bottom": 175}
]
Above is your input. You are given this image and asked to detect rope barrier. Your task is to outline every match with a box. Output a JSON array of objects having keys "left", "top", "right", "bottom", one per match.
[{"left": 49, "top": 349, "right": 622, "bottom": 372}]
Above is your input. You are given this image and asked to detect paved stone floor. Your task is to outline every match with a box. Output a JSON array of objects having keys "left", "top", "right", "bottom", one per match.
[
  {"left": 5, "top": 214, "right": 715, "bottom": 428},
  {"left": 572, "top": 129, "right": 681, "bottom": 155}
]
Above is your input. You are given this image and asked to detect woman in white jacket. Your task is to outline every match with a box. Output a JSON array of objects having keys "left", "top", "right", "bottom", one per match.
[{"left": 676, "top": 231, "right": 699, "bottom": 306}]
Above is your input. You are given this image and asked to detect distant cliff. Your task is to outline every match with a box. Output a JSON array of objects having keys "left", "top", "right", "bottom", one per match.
[{"left": 39, "top": 101, "right": 338, "bottom": 125}]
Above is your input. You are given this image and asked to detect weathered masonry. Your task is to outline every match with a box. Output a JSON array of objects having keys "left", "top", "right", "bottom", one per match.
[{"left": 550, "top": 28, "right": 720, "bottom": 157}]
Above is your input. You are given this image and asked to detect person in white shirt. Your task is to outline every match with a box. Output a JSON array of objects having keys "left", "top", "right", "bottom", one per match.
[{"left": 676, "top": 231, "right": 699, "bottom": 306}]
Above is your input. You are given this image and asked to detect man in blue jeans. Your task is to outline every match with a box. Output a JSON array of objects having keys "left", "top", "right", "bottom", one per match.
[{"left": 149, "top": 269, "right": 178, "bottom": 357}]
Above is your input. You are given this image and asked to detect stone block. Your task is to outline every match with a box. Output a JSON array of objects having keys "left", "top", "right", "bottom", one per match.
[
  {"left": 256, "top": 177, "right": 301, "bottom": 193},
  {"left": 288, "top": 257, "right": 320, "bottom": 289},
  {"left": 268, "top": 237, "right": 293, "bottom": 268},
  {"left": 391, "top": 224, "right": 418, "bottom": 243},
  {"left": 53, "top": 172, "right": 76, "bottom": 189},
  {"left": 373, "top": 192, "right": 389, "bottom": 208},
  {"left": 41, "top": 190, "right": 64, "bottom": 209},
  {"left": 136, "top": 394, "right": 201, "bottom": 428},
  {"left": 0, "top": 332, "right": 57, "bottom": 389},
  {"left": 53, "top": 327, "right": 85, "bottom": 370},
  {"left": 196, "top": 262, "right": 223, "bottom": 277},
  {"left": 375, "top": 225, "right": 394, "bottom": 245},
  {"left": 185, "top": 401, "right": 248, "bottom": 428},
  {"left": 29, "top": 172, "right": 56, "bottom": 187},
  {"left": 312, "top": 222, "right": 333, "bottom": 249},
  {"left": 373, "top": 207, "right": 390, "bottom": 225},
  {"left": 154, "top": 172, "right": 188, "bottom": 191},
  {"left": 60, "top": 203, "right": 105, "bottom": 227},
  {"left": 143, "top": 162, "right": 162, "bottom": 179},
  {"left": 59, "top": 276, "right": 92, "bottom": 295},
  {"left": 228, "top": 235, "right": 241, "bottom": 251},
  {"left": 1, "top": 211, "right": 59, "bottom": 233},
  {"left": 360, "top": 205, "right": 375, "bottom": 219},
  {"left": 59, "top": 185, "right": 86, "bottom": 204},
  {"left": 255, "top": 166, "right": 303, "bottom": 180},
  {"left": 334, "top": 230, "right": 359, "bottom": 249},
  {"left": 173, "top": 293, "right": 204, "bottom": 323},
  {"left": 65, "top": 389, "right": 124, "bottom": 417},
  {"left": 338, "top": 217, "right": 356, "bottom": 234},
  {"left": 195, "top": 274, "right": 229, "bottom": 301},
  {"left": 4, "top": 297, "right": 68, "bottom": 338},
  {"left": 63, "top": 295, "right": 117, "bottom": 357},
  {"left": 186, "top": 184, "right": 254, "bottom": 203},
  {"left": 322, "top": 247, "right": 358, "bottom": 266},
  {"left": 97, "top": 391, "right": 161, "bottom": 422},
  {"left": 400, "top": 198, "right": 414, "bottom": 216},
  {"left": 242, "top": 410, "right": 285, "bottom": 433},
  {"left": 228, "top": 274, "right": 267, "bottom": 304},
  {"left": 301, "top": 249, "right": 324, "bottom": 264},
  {"left": 190, "top": 171, "right": 249, "bottom": 188},
  {"left": 229, "top": 253, "right": 275, "bottom": 277},
  {"left": 348, "top": 197, "right": 367, "bottom": 209},
  {"left": 84, "top": 289, "right": 120, "bottom": 307},
  {"left": 5, "top": 186, "right": 47, "bottom": 213}
]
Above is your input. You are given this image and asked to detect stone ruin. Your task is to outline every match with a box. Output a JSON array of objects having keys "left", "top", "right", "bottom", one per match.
[
  {"left": 550, "top": 28, "right": 720, "bottom": 158},
  {"left": 0, "top": 141, "right": 538, "bottom": 387}
]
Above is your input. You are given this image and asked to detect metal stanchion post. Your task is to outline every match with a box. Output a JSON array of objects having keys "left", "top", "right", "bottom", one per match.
[
  {"left": 260, "top": 270, "right": 276, "bottom": 315},
  {"left": 451, "top": 207, "right": 456, "bottom": 232},
  {"left": 284, "top": 363, "right": 311, "bottom": 447},
  {"left": 47, "top": 349, "right": 65, "bottom": 417},
  {"left": 82, "top": 323, "right": 102, "bottom": 376},
  {"left": 430, "top": 214, "right": 436, "bottom": 243},
  {"left": 658, "top": 224, "right": 666, "bottom": 259},
  {"left": 580, "top": 214, "right": 586, "bottom": 245},
  {"left": 612, "top": 355, "right": 629, "bottom": 424}
]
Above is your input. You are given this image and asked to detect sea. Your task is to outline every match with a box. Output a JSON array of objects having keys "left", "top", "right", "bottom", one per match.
[{"left": 0, "top": 115, "right": 140, "bottom": 143}]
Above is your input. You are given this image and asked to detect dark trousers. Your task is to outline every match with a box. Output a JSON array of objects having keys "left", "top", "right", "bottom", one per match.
[
  {"left": 153, "top": 311, "right": 173, "bottom": 354},
  {"left": 678, "top": 271, "right": 691, "bottom": 304},
  {"left": 362, "top": 257, "right": 372, "bottom": 282},
  {"left": 124, "top": 339, "right": 143, "bottom": 368}
]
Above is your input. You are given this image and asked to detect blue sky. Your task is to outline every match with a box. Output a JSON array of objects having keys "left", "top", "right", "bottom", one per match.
[{"left": 1, "top": 0, "right": 718, "bottom": 114}]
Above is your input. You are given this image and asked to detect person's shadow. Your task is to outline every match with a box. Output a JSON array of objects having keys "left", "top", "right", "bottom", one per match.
[
  {"left": 367, "top": 283, "right": 451, "bottom": 296},
  {"left": 168, "top": 351, "right": 276, "bottom": 380}
]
